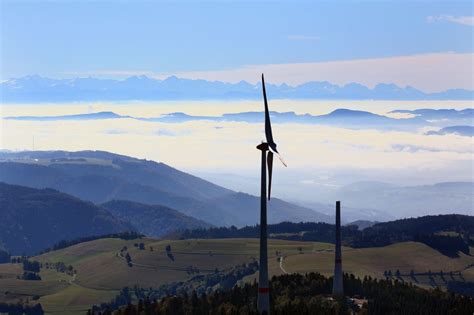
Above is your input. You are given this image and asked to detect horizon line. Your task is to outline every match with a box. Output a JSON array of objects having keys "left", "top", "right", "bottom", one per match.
[{"left": 3, "top": 74, "right": 474, "bottom": 95}]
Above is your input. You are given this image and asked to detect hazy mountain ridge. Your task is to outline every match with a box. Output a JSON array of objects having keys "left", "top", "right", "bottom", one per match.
[
  {"left": 5, "top": 111, "right": 127, "bottom": 121},
  {"left": 0, "top": 182, "right": 132, "bottom": 255},
  {"left": 334, "top": 181, "right": 474, "bottom": 218},
  {"left": 293, "top": 199, "right": 394, "bottom": 223},
  {"left": 208, "top": 191, "right": 332, "bottom": 225},
  {"left": 0, "top": 150, "right": 331, "bottom": 227},
  {"left": 426, "top": 125, "right": 474, "bottom": 137},
  {"left": 2, "top": 75, "right": 473, "bottom": 102},
  {"left": 295, "top": 180, "right": 473, "bottom": 222},
  {"left": 391, "top": 108, "right": 473, "bottom": 121},
  {"left": 6, "top": 108, "right": 471, "bottom": 130},
  {"left": 391, "top": 109, "right": 473, "bottom": 132},
  {"left": 148, "top": 108, "right": 426, "bottom": 126}
]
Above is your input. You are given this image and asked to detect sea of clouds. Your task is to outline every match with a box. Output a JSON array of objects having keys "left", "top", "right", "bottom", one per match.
[{"left": 1, "top": 100, "right": 472, "bottom": 201}]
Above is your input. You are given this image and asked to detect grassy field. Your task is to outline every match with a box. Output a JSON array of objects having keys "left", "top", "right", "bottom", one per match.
[{"left": 0, "top": 238, "right": 472, "bottom": 314}]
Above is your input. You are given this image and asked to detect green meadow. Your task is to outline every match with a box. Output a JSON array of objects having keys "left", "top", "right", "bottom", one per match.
[{"left": 0, "top": 238, "right": 472, "bottom": 314}]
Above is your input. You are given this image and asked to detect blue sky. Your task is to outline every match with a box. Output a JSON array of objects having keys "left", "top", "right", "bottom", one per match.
[{"left": 1, "top": 1, "right": 473, "bottom": 90}]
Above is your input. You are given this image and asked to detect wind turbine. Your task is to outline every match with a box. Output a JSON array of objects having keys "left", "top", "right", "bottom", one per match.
[{"left": 257, "top": 74, "right": 286, "bottom": 314}]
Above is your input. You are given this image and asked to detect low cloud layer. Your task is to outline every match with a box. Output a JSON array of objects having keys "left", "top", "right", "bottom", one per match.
[
  {"left": 427, "top": 15, "right": 474, "bottom": 26},
  {"left": 1, "top": 102, "right": 472, "bottom": 195}
]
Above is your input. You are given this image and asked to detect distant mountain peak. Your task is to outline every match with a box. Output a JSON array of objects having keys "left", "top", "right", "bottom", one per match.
[
  {"left": 328, "top": 108, "right": 375, "bottom": 116},
  {"left": 126, "top": 75, "right": 153, "bottom": 81},
  {"left": 164, "top": 75, "right": 180, "bottom": 82},
  {"left": 2, "top": 75, "right": 473, "bottom": 102}
]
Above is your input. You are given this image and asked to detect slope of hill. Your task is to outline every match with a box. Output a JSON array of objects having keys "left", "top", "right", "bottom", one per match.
[
  {"left": 0, "top": 183, "right": 131, "bottom": 255},
  {"left": 2, "top": 75, "right": 473, "bottom": 102},
  {"left": 0, "top": 150, "right": 330, "bottom": 226},
  {"left": 101, "top": 200, "right": 211, "bottom": 237},
  {"left": 0, "top": 237, "right": 472, "bottom": 314}
]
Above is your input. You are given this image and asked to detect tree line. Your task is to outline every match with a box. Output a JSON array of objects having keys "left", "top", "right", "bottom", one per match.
[
  {"left": 179, "top": 215, "right": 474, "bottom": 257},
  {"left": 38, "top": 231, "right": 143, "bottom": 255},
  {"left": 9, "top": 257, "right": 76, "bottom": 281},
  {"left": 89, "top": 272, "right": 474, "bottom": 315},
  {"left": 92, "top": 262, "right": 260, "bottom": 313},
  {"left": 0, "top": 249, "right": 10, "bottom": 263},
  {"left": 0, "top": 302, "right": 44, "bottom": 315}
]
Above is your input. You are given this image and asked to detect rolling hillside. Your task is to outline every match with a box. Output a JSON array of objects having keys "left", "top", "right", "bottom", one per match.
[
  {"left": 0, "top": 183, "right": 131, "bottom": 255},
  {"left": 0, "top": 237, "right": 472, "bottom": 314},
  {"left": 179, "top": 214, "right": 474, "bottom": 257},
  {"left": 0, "top": 150, "right": 330, "bottom": 226}
]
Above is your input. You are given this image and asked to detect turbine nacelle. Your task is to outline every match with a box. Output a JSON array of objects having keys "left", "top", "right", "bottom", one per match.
[{"left": 256, "top": 142, "right": 269, "bottom": 151}]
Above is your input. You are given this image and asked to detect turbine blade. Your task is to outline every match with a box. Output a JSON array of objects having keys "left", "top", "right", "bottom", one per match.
[
  {"left": 276, "top": 152, "right": 287, "bottom": 167},
  {"left": 269, "top": 147, "right": 287, "bottom": 167},
  {"left": 267, "top": 151, "right": 273, "bottom": 200},
  {"left": 262, "top": 74, "right": 276, "bottom": 149}
]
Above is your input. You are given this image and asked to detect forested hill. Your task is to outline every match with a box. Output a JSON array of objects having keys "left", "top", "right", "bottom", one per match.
[
  {"left": 350, "top": 214, "right": 474, "bottom": 246},
  {"left": 0, "top": 182, "right": 132, "bottom": 255},
  {"left": 0, "top": 150, "right": 330, "bottom": 226},
  {"left": 178, "top": 214, "right": 474, "bottom": 256},
  {"left": 96, "top": 272, "right": 474, "bottom": 315},
  {"left": 101, "top": 200, "right": 211, "bottom": 237}
]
